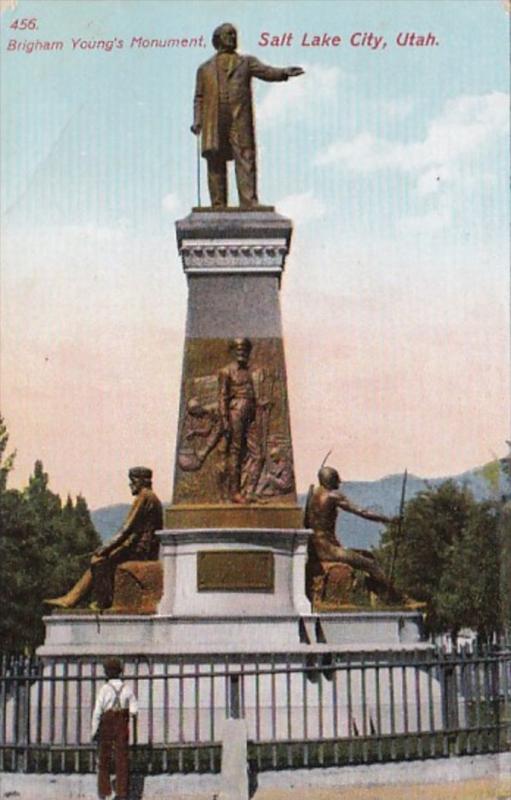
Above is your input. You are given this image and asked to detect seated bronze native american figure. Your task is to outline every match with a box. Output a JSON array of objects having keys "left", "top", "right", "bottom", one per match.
[{"left": 305, "top": 465, "right": 404, "bottom": 604}]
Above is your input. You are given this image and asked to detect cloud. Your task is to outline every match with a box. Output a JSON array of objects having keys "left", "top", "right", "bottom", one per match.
[
  {"left": 401, "top": 204, "right": 452, "bottom": 235},
  {"left": 257, "top": 64, "right": 342, "bottom": 127},
  {"left": 316, "top": 92, "right": 508, "bottom": 175},
  {"left": 276, "top": 191, "right": 326, "bottom": 224},
  {"left": 316, "top": 132, "right": 399, "bottom": 171},
  {"left": 412, "top": 92, "right": 508, "bottom": 166},
  {"left": 416, "top": 165, "right": 452, "bottom": 196},
  {"left": 162, "top": 192, "right": 185, "bottom": 215},
  {"left": 380, "top": 98, "right": 415, "bottom": 121},
  {"left": 315, "top": 91, "right": 508, "bottom": 232}
]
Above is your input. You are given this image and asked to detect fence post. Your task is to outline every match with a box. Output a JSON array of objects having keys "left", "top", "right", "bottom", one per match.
[
  {"left": 440, "top": 664, "right": 457, "bottom": 729},
  {"left": 220, "top": 717, "right": 249, "bottom": 800},
  {"left": 229, "top": 675, "right": 240, "bottom": 720},
  {"left": 490, "top": 651, "right": 502, "bottom": 751}
]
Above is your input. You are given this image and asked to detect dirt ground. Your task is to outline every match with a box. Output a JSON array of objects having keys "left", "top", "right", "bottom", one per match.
[{"left": 252, "top": 777, "right": 511, "bottom": 800}]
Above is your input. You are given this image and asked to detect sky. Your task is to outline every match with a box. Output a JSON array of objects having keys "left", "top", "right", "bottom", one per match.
[{"left": 0, "top": 0, "right": 509, "bottom": 509}]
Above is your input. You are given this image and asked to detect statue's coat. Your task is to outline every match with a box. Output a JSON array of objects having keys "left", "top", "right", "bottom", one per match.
[{"left": 193, "top": 53, "right": 289, "bottom": 158}]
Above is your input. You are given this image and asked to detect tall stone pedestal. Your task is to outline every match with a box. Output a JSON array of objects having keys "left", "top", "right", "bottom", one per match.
[{"left": 168, "top": 209, "right": 301, "bottom": 529}]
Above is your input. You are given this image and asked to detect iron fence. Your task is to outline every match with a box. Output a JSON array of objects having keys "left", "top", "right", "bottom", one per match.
[{"left": 0, "top": 646, "right": 510, "bottom": 773}]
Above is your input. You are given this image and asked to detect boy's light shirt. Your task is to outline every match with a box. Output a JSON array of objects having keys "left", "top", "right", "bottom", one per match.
[{"left": 91, "top": 679, "right": 138, "bottom": 738}]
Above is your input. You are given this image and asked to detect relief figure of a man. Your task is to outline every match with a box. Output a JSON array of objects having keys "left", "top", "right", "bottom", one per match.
[{"left": 218, "top": 338, "right": 264, "bottom": 503}]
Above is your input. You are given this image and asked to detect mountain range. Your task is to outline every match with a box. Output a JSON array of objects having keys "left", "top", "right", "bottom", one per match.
[{"left": 91, "top": 461, "right": 508, "bottom": 550}]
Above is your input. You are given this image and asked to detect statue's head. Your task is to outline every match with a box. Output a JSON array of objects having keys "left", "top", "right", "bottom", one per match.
[
  {"left": 232, "top": 337, "right": 252, "bottom": 366},
  {"left": 128, "top": 466, "right": 153, "bottom": 493},
  {"left": 212, "top": 23, "right": 237, "bottom": 53},
  {"left": 318, "top": 466, "right": 340, "bottom": 490},
  {"left": 103, "top": 657, "right": 122, "bottom": 679}
]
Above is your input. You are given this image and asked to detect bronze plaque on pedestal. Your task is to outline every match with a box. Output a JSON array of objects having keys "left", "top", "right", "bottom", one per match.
[{"left": 197, "top": 551, "right": 274, "bottom": 592}]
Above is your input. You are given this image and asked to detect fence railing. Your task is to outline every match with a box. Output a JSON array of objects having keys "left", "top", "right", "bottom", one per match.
[{"left": 1, "top": 646, "right": 510, "bottom": 773}]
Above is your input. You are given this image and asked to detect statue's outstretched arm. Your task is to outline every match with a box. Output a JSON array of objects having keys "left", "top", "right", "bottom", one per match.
[
  {"left": 336, "top": 494, "right": 391, "bottom": 524},
  {"left": 247, "top": 55, "right": 304, "bottom": 83}
]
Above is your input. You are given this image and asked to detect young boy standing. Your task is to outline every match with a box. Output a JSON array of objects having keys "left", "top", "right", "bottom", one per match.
[{"left": 91, "top": 657, "right": 138, "bottom": 800}]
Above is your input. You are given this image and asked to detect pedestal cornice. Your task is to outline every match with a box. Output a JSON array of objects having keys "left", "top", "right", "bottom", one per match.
[
  {"left": 157, "top": 526, "right": 311, "bottom": 548},
  {"left": 179, "top": 238, "right": 289, "bottom": 275},
  {"left": 176, "top": 210, "right": 293, "bottom": 280}
]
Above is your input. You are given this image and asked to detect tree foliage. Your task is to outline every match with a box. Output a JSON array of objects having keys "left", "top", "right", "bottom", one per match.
[
  {"left": 499, "top": 498, "right": 511, "bottom": 639},
  {"left": 379, "top": 480, "right": 502, "bottom": 641},
  {"left": 0, "top": 419, "right": 101, "bottom": 653},
  {"left": 434, "top": 500, "right": 501, "bottom": 643},
  {"left": 0, "top": 416, "right": 16, "bottom": 492}
]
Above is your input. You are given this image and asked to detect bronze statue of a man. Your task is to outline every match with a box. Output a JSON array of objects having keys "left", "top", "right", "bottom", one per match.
[
  {"left": 218, "top": 337, "right": 264, "bottom": 503},
  {"left": 305, "top": 466, "right": 402, "bottom": 602},
  {"left": 45, "top": 467, "right": 163, "bottom": 610},
  {"left": 191, "top": 23, "right": 304, "bottom": 208}
]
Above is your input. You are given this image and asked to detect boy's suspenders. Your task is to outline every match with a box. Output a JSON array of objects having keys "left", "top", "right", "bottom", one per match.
[{"left": 110, "top": 682, "right": 124, "bottom": 711}]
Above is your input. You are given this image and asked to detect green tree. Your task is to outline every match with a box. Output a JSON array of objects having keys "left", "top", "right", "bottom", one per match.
[
  {"left": 0, "top": 416, "right": 16, "bottom": 492},
  {"left": 499, "top": 497, "right": 511, "bottom": 641},
  {"left": 0, "top": 421, "right": 101, "bottom": 652},
  {"left": 50, "top": 493, "right": 99, "bottom": 598},
  {"left": 435, "top": 500, "right": 501, "bottom": 643},
  {"left": 496, "top": 451, "right": 511, "bottom": 641},
  {"left": 379, "top": 481, "right": 501, "bottom": 641},
  {"left": 24, "top": 459, "right": 62, "bottom": 526},
  {"left": 0, "top": 417, "right": 39, "bottom": 650},
  {"left": 0, "top": 484, "right": 40, "bottom": 651}
]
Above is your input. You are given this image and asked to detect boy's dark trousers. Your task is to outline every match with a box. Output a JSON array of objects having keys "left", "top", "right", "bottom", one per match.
[{"left": 97, "top": 709, "right": 129, "bottom": 799}]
